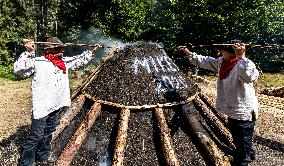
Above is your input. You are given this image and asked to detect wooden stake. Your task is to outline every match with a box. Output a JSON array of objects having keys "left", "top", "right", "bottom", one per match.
[
  {"left": 112, "top": 108, "right": 131, "bottom": 166},
  {"left": 154, "top": 108, "right": 180, "bottom": 166},
  {"left": 55, "top": 102, "right": 101, "bottom": 166}
]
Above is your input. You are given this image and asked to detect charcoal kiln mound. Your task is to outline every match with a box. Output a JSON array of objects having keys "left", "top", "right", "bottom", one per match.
[
  {"left": 82, "top": 44, "right": 198, "bottom": 106},
  {"left": 51, "top": 44, "right": 235, "bottom": 166}
]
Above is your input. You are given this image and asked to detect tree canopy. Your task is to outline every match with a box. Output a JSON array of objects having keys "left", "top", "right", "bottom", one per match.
[{"left": 1, "top": 0, "right": 284, "bottom": 75}]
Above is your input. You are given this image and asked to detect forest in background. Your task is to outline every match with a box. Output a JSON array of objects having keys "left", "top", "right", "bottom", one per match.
[{"left": 1, "top": 0, "right": 284, "bottom": 79}]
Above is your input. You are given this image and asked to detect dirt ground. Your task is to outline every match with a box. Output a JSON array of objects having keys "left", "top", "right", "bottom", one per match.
[
  {"left": 0, "top": 76, "right": 283, "bottom": 165},
  {"left": 0, "top": 78, "right": 31, "bottom": 141}
]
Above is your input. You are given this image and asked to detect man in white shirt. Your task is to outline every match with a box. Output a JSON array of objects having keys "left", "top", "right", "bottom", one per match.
[
  {"left": 14, "top": 37, "right": 101, "bottom": 166},
  {"left": 180, "top": 40, "right": 259, "bottom": 166}
]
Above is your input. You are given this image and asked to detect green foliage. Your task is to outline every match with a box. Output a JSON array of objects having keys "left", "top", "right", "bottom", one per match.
[
  {"left": 1, "top": 0, "right": 284, "bottom": 80},
  {"left": 0, "top": 65, "right": 16, "bottom": 80},
  {"left": 0, "top": 0, "right": 36, "bottom": 64}
]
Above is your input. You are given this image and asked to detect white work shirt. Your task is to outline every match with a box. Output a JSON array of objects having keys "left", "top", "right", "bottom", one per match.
[
  {"left": 189, "top": 52, "right": 259, "bottom": 121},
  {"left": 14, "top": 50, "right": 94, "bottom": 119}
]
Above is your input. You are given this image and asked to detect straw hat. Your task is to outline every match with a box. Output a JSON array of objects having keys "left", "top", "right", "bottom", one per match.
[{"left": 44, "top": 37, "right": 67, "bottom": 49}]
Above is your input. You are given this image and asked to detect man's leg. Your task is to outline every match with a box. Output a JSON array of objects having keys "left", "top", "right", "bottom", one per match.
[
  {"left": 35, "top": 110, "right": 60, "bottom": 162},
  {"left": 228, "top": 118, "right": 255, "bottom": 166},
  {"left": 19, "top": 117, "right": 47, "bottom": 166},
  {"left": 242, "top": 121, "right": 255, "bottom": 164}
]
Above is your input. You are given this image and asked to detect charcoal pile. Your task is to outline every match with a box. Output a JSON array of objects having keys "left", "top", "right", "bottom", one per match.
[{"left": 51, "top": 44, "right": 234, "bottom": 166}]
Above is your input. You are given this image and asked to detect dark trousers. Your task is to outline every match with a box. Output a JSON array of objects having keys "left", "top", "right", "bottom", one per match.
[
  {"left": 228, "top": 117, "right": 256, "bottom": 166},
  {"left": 19, "top": 110, "right": 59, "bottom": 166}
]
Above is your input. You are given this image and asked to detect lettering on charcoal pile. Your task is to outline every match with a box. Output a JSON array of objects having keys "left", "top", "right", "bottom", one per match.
[{"left": 132, "top": 54, "right": 188, "bottom": 94}]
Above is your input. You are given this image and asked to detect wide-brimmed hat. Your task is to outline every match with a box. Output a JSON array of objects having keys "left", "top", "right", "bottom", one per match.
[
  {"left": 222, "top": 39, "right": 242, "bottom": 54},
  {"left": 44, "top": 37, "right": 67, "bottom": 49}
]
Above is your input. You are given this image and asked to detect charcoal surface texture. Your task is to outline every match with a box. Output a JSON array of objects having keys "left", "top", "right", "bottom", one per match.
[{"left": 84, "top": 44, "right": 198, "bottom": 105}]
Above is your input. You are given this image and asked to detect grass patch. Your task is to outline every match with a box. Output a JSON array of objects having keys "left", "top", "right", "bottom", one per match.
[{"left": 259, "top": 72, "right": 284, "bottom": 88}]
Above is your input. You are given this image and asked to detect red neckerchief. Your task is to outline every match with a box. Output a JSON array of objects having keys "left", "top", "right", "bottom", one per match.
[
  {"left": 43, "top": 51, "right": 66, "bottom": 74},
  {"left": 219, "top": 56, "right": 239, "bottom": 80}
]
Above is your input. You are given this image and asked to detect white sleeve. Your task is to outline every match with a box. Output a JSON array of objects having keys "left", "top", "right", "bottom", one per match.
[
  {"left": 13, "top": 51, "right": 35, "bottom": 78},
  {"left": 188, "top": 52, "right": 219, "bottom": 72},
  {"left": 237, "top": 58, "right": 259, "bottom": 83},
  {"left": 63, "top": 50, "right": 94, "bottom": 70}
]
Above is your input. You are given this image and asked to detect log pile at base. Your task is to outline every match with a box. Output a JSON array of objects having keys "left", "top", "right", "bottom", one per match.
[
  {"left": 51, "top": 44, "right": 235, "bottom": 166},
  {"left": 260, "top": 86, "right": 284, "bottom": 98}
]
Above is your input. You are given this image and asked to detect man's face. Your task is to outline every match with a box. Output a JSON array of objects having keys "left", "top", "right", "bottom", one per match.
[
  {"left": 49, "top": 47, "right": 65, "bottom": 57},
  {"left": 220, "top": 50, "right": 235, "bottom": 59}
]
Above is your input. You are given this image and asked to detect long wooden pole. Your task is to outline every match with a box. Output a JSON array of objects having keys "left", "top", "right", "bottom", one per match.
[
  {"left": 154, "top": 108, "right": 180, "bottom": 166},
  {"left": 21, "top": 41, "right": 284, "bottom": 49},
  {"left": 83, "top": 93, "right": 196, "bottom": 110},
  {"left": 112, "top": 108, "right": 131, "bottom": 166},
  {"left": 22, "top": 41, "right": 113, "bottom": 48}
]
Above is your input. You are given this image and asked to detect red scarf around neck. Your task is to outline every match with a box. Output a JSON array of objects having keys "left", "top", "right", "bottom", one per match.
[
  {"left": 43, "top": 53, "right": 66, "bottom": 74},
  {"left": 219, "top": 57, "right": 239, "bottom": 80}
]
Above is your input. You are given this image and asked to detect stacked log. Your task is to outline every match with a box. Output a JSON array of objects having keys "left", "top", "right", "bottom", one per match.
[
  {"left": 112, "top": 108, "right": 131, "bottom": 166},
  {"left": 179, "top": 103, "right": 230, "bottom": 166},
  {"left": 55, "top": 102, "right": 101, "bottom": 166},
  {"left": 154, "top": 108, "right": 180, "bottom": 166},
  {"left": 52, "top": 94, "right": 86, "bottom": 142},
  {"left": 193, "top": 94, "right": 234, "bottom": 150}
]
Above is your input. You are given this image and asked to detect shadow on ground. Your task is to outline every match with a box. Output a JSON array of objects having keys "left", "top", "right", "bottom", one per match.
[
  {"left": 254, "top": 135, "right": 284, "bottom": 153},
  {"left": 0, "top": 125, "right": 30, "bottom": 165}
]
